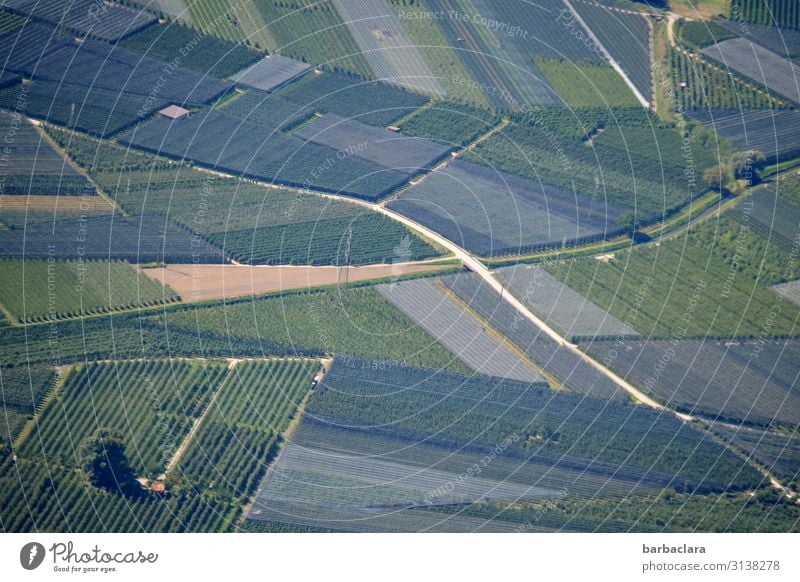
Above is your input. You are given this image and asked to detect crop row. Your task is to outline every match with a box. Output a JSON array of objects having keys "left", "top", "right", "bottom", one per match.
[
  {"left": 687, "top": 109, "right": 800, "bottom": 161},
  {"left": 376, "top": 278, "right": 544, "bottom": 382},
  {"left": 0, "top": 259, "right": 178, "bottom": 323},
  {"left": 702, "top": 38, "right": 800, "bottom": 104},
  {"left": 120, "top": 109, "right": 408, "bottom": 200},
  {"left": 0, "top": 214, "right": 226, "bottom": 263},
  {"left": 208, "top": 213, "right": 441, "bottom": 266},
  {"left": 174, "top": 359, "right": 317, "bottom": 501},
  {"left": 331, "top": 0, "right": 444, "bottom": 96},
  {"left": 585, "top": 338, "right": 800, "bottom": 426},
  {"left": 21, "top": 359, "right": 229, "bottom": 476},
  {"left": 729, "top": 0, "right": 800, "bottom": 30},
  {"left": 388, "top": 159, "right": 624, "bottom": 256},
  {"left": 4, "top": 0, "right": 155, "bottom": 41}
]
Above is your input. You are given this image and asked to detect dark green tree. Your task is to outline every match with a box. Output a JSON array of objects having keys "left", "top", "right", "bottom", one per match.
[{"left": 80, "top": 429, "right": 142, "bottom": 497}]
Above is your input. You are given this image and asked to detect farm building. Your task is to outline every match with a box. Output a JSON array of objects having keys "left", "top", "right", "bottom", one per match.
[{"left": 158, "top": 105, "right": 190, "bottom": 120}]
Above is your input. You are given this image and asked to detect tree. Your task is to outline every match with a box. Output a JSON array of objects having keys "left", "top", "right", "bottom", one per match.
[
  {"left": 731, "top": 150, "right": 765, "bottom": 184},
  {"left": 80, "top": 429, "right": 142, "bottom": 497},
  {"left": 618, "top": 210, "right": 640, "bottom": 234},
  {"left": 703, "top": 164, "right": 733, "bottom": 194}
]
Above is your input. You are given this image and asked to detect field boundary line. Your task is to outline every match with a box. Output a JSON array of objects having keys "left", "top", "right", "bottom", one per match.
[
  {"left": 564, "top": 0, "right": 651, "bottom": 108},
  {"left": 240, "top": 357, "right": 330, "bottom": 524},
  {"left": 157, "top": 357, "right": 240, "bottom": 480},
  {"left": 433, "top": 281, "right": 561, "bottom": 389},
  {"left": 36, "top": 122, "right": 127, "bottom": 216},
  {"left": 12, "top": 364, "right": 71, "bottom": 450}
]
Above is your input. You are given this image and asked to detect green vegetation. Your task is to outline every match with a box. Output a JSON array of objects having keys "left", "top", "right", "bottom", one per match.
[
  {"left": 427, "top": 489, "right": 800, "bottom": 532},
  {"left": 537, "top": 58, "right": 641, "bottom": 108},
  {"left": 0, "top": 9, "right": 23, "bottom": 34},
  {"left": 670, "top": 48, "right": 786, "bottom": 111},
  {"left": 120, "top": 21, "right": 262, "bottom": 78},
  {"left": 183, "top": 0, "right": 275, "bottom": 49},
  {"left": 0, "top": 364, "right": 55, "bottom": 447},
  {"left": 173, "top": 359, "right": 317, "bottom": 501},
  {"left": 21, "top": 359, "right": 229, "bottom": 477},
  {"left": 162, "top": 287, "right": 472, "bottom": 373},
  {"left": 386, "top": 0, "right": 491, "bottom": 106},
  {"left": 397, "top": 101, "right": 499, "bottom": 146},
  {"left": 254, "top": 1, "right": 373, "bottom": 76},
  {"left": 464, "top": 118, "right": 719, "bottom": 216},
  {"left": 0, "top": 260, "right": 179, "bottom": 323},
  {"left": 729, "top": 0, "right": 800, "bottom": 29},
  {"left": 47, "top": 126, "right": 442, "bottom": 266},
  {"left": 676, "top": 19, "right": 736, "bottom": 48},
  {"left": 546, "top": 209, "right": 800, "bottom": 338}
]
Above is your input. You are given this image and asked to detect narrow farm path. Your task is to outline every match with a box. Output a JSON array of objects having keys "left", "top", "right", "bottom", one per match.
[{"left": 562, "top": 0, "right": 651, "bottom": 108}]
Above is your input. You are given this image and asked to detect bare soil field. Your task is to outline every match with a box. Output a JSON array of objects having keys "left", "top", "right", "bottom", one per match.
[
  {"left": 141, "top": 261, "right": 454, "bottom": 301},
  {"left": 0, "top": 195, "right": 114, "bottom": 212}
]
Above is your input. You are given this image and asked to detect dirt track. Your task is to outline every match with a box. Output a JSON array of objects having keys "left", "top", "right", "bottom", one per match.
[{"left": 142, "top": 261, "right": 453, "bottom": 301}]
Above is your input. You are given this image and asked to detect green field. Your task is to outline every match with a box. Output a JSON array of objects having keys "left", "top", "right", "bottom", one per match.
[
  {"left": 670, "top": 48, "right": 787, "bottom": 111},
  {"left": 20, "top": 359, "right": 230, "bottom": 476},
  {"left": 173, "top": 358, "right": 317, "bottom": 501},
  {"left": 120, "top": 21, "right": 262, "bottom": 78},
  {"left": 48, "top": 127, "right": 443, "bottom": 266},
  {"left": 728, "top": 0, "right": 799, "bottom": 29},
  {"left": 398, "top": 101, "right": 500, "bottom": 146},
  {"left": 252, "top": 1, "right": 373, "bottom": 76},
  {"left": 537, "top": 58, "right": 641, "bottom": 108},
  {"left": 386, "top": 0, "right": 491, "bottom": 106},
  {"left": 161, "top": 286, "right": 472, "bottom": 373},
  {"left": 0, "top": 260, "right": 179, "bottom": 323},
  {"left": 545, "top": 207, "right": 800, "bottom": 338},
  {"left": 464, "top": 118, "right": 719, "bottom": 217}
]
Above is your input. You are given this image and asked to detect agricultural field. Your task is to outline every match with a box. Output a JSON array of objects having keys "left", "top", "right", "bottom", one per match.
[
  {"left": 442, "top": 272, "right": 626, "bottom": 400},
  {"left": 584, "top": 338, "right": 800, "bottom": 426},
  {"left": 18, "top": 38, "right": 233, "bottom": 106},
  {"left": 377, "top": 278, "right": 545, "bottom": 382},
  {"left": 422, "top": 0, "right": 557, "bottom": 108},
  {"left": 0, "top": 110, "right": 89, "bottom": 195},
  {"left": 728, "top": 0, "right": 800, "bottom": 30},
  {"left": 702, "top": 38, "right": 800, "bottom": 103},
  {"left": 55, "top": 129, "right": 442, "bottom": 266},
  {"left": 160, "top": 286, "right": 473, "bottom": 373},
  {"left": 496, "top": 264, "right": 639, "bottom": 341},
  {"left": 711, "top": 423, "right": 800, "bottom": 481},
  {"left": 545, "top": 210, "right": 800, "bottom": 339},
  {"left": 250, "top": 358, "right": 760, "bottom": 532},
  {"left": 686, "top": 109, "right": 800, "bottom": 160},
  {"left": 717, "top": 21, "right": 800, "bottom": 58},
  {"left": 2, "top": 0, "right": 156, "bottom": 41},
  {"left": 229, "top": 54, "right": 312, "bottom": 92},
  {"left": 536, "top": 57, "right": 641, "bottom": 108},
  {"left": 172, "top": 359, "right": 318, "bottom": 501},
  {"left": 0, "top": 364, "right": 55, "bottom": 446},
  {"left": 397, "top": 101, "right": 500, "bottom": 147},
  {"left": 746, "top": 186, "right": 800, "bottom": 249},
  {"left": 295, "top": 114, "right": 451, "bottom": 172},
  {"left": 119, "top": 109, "right": 409, "bottom": 200},
  {"left": 570, "top": 0, "right": 654, "bottom": 103},
  {"left": 670, "top": 48, "right": 787, "bottom": 111},
  {"left": 135, "top": 0, "right": 192, "bottom": 24},
  {"left": 0, "top": 259, "right": 179, "bottom": 323},
  {"left": 331, "top": 0, "right": 444, "bottom": 97},
  {"left": 20, "top": 359, "right": 229, "bottom": 477},
  {"left": 249, "top": 0, "right": 374, "bottom": 76},
  {"left": 278, "top": 71, "right": 429, "bottom": 127},
  {"left": 0, "top": 214, "right": 226, "bottom": 263},
  {"left": 0, "top": 8, "right": 23, "bottom": 34},
  {"left": 217, "top": 88, "right": 314, "bottom": 130},
  {"left": 143, "top": 262, "right": 454, "bottom": 302},
  {"left": 183, "top": 0, "right": 274, "bottom": 49},
  {"left": 464, "top": 119, "right": 718, "bottom": 218},
  {"left": 388, "top": 159, "right": 624, "bottom": 257},
  {"left": 0, "top": 21, "right": 71, "bottom": 72},
  {"left": 0, "top": 80, "right": 169, "bottom": 138},
  {"left": 0, "top": 195, "right": 115, "bottom": 228},
  {"left": 120, "top": 21, "right": 263, "bottom": 79},
  {"left": 330, "top": 0, "right": 444, "bottom": 96}
]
